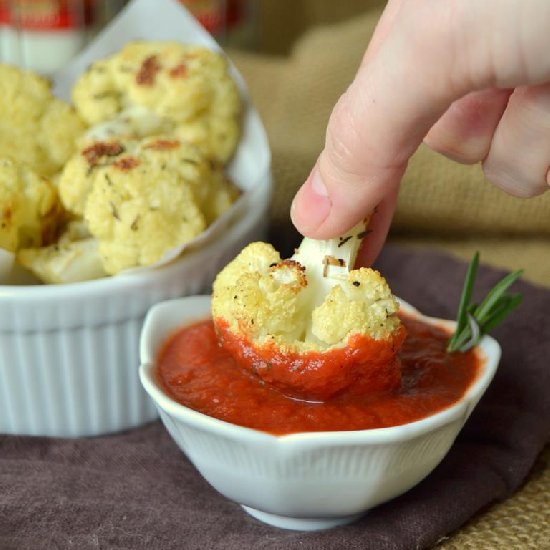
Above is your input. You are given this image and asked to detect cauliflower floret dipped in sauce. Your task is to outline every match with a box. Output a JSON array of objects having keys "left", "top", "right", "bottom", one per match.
[
  {"left": 212, "top": 221, "right": 406, "bottom": 401},
  {"left": 72, "top": 41, "right": 241, "bottom": 164},
  {"left": 0, "top": 158, "right": 63, "bottom": 253}
]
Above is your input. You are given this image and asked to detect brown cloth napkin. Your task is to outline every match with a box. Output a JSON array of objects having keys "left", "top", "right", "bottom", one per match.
[{"left": 1, "top": 248, "right": 549, "bottom": 550}]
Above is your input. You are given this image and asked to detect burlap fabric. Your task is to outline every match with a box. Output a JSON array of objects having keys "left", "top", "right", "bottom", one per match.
[{"left": 227, "top": 1, "right": 550, "bottom": 547}]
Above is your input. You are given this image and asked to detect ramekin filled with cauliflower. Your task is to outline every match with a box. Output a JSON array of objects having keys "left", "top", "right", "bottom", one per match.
[
  {"left": 0, "top": 27, "right": 270, "bottom": 437},
  {"left": 2, "top": 40, "right": 245, "bottom": 285}
]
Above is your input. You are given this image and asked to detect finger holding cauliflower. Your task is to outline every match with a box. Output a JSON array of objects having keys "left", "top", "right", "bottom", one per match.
[{"left": 212, "top": 221, "right": 405, "bottom": 401}]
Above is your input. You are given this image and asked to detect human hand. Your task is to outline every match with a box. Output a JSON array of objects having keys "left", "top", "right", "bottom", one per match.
[{"left": 290, "top": 0, "right": 550, "bottom": 265}]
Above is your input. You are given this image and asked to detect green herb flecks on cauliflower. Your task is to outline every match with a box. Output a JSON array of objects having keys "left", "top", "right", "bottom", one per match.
[
  {"left": 58, "top": 134, "right": 239, "bottom": 275},
  {"left": 59, "top": 135, "right": 211, "bottom": 218},
  {"left": 212, "top": 221, "right": 401, "bottom": 353},
  {"left": 83, "top": 153, "right": 206, "bottom": 275},
  {"left": 72, "top": 41, "right": 241, "bottom": 164}
]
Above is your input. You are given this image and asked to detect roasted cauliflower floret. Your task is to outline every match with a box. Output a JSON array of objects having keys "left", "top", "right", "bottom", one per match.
[
  {"left": 17, "top": 220, "right": 106, "bottom": 284},
  {"left": 213, "top": 242, "right": 308, "bottom": 342},
  {"left": 59, "top": 135, "right": 238, "bottom": 224},
  {"left": 59, "top": 136, "right": 208, "bottom": 216},
  {"left": 58, "top": 139, "right": 129, "bottom": 216},
  {"left": 83, "top": 155, "right": 206, "bottom": 274},
  {"left": 312, "top": 269, "right": 401, "bottom": 345},
  {"left": 212, "top": 221, "right": 405, "bottom": 400},
  {"left": 213, "top": 226, "right": 400, "bottom": 351},
  {"left": 0, "top": 64, "right": 85, "bottom": 176},
  {"left": 0, "top": 158, "right": 63, "bottom": 253},
  {"left": 72, "top": 41, "right": 241, "bottom": 163}
]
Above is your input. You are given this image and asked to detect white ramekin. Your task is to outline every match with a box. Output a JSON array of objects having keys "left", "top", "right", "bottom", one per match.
[
  {"left": 139, "top": 296, "right": 501, "bottom": 531},
  {"left": 0, "top": 168, "right": 270, "bottom": 437}
]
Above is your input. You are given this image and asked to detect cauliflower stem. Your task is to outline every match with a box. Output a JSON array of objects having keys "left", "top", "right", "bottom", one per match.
[{"left": 291, "top": 220, "right": 370, "bottom": 344}]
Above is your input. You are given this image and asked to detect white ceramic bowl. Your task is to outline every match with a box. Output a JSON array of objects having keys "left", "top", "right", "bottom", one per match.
[
  {"left": 0, "top": 172, "right": 270, "bottom": 437},
  {"left": 139, "top": 296, "right": 501, "bottom": 531},
  {"left": 0, "top": 48, "right": 272, "bottom": 438}
]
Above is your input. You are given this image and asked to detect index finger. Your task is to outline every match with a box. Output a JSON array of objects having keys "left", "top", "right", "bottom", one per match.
[{"left": 291, "top": 0, "right": 550, "bottom": 244}]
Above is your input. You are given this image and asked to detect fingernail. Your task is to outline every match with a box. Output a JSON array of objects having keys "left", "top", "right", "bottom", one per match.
[
  {"left": 291, "top": 168, "right": 331, "bottom": 233},
  {"left": 310, "top": 168, "right": 329, "bottom": 197}
]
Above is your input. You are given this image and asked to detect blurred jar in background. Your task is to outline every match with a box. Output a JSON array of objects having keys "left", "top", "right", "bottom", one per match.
[
  {"left": 179, "top": 0, "right": 257, "bottom": 49},
  {"left": 0, "top": 0, "right": 256, "bottom": 76},
  {"left": 0, "top": 0, "right": 126, "bottom": 75}
]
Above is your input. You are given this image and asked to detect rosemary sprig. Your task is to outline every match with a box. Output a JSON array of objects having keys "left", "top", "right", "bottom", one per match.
[{"left": 447, "top": 252, "right": 523, "bottom": 353}]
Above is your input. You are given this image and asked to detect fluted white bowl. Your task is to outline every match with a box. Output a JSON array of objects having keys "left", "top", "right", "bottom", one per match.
[
  {"left": 139, "top": 296, "right": 501, "bottom": 531},
  {"left": 0, "top": 170, "right": 270, "bottom": 437}
]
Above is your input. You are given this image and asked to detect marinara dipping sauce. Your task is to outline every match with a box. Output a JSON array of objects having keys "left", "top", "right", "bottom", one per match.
[{"left": 156, "top": 315, "right": 481, "bottom": 435}]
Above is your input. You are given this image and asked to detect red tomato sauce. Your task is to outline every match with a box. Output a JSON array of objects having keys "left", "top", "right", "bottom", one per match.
[
  {"left": 215, "top": 320, "right": 406, "bottom": 401},
  {"left": 156, "top": 316, "right": 481, "bottom": 435}
]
